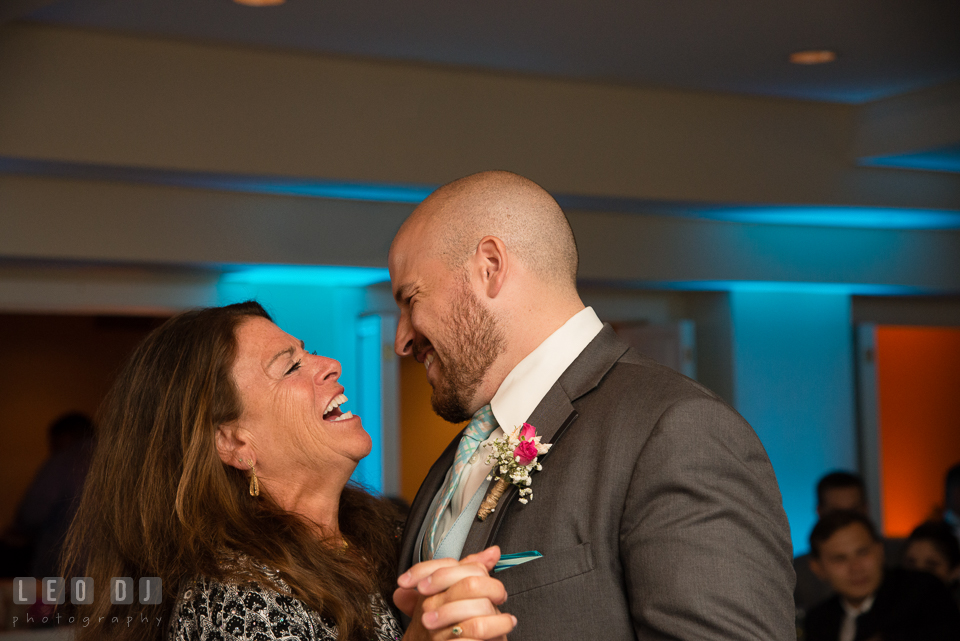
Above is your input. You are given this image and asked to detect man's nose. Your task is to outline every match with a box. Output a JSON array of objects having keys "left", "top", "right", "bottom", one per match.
[{"left": 395, "top": 314, "right": 414, "bottom": 357}]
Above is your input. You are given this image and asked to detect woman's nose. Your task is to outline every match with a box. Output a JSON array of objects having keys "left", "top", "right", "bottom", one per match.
[{"left": 313, "top": 356, "right": 341, "bottom": 382}]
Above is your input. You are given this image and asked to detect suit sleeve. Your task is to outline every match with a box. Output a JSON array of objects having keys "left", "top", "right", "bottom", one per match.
[{"left": 619, "top": 395, "right": 796, "bottom": 641}]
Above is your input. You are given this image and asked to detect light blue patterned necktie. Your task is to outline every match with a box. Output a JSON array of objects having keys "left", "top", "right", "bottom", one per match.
[{"left": 426, "top": 404, "right": 498, "bottom": 559}]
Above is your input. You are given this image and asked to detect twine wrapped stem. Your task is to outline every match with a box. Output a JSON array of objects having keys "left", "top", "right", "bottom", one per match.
[{"left": 477, "top": 478, "right": 511, "bottom": 521}]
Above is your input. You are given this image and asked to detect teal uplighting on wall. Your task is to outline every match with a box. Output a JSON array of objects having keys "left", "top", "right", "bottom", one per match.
[
  {"left": 220, "top": 265, "right": 390, "bottom": 288},
  {"left": 217, "top": 265, "right": 389, "bottom": 492},
  {"left": 860, "top": 144, "right": 960, "bottom": 175},
  {"left": 692, "top": 206, "right": 960, "bottom": 230},
  {"left": 7, "top": 155, "right": 958, "bottom": 231},
  {"left": 730, "top": 290, "right": 858, "bottom": 554},
  {"left": 0, "top": 156, "right": 436, "bottom": 205},
  {"left": 628, "top": 281, "right": 927, "bottom": 296}
]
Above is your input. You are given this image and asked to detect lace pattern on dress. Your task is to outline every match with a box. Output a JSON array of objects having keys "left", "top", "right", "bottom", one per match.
[{"left": 168, "top": 573, "right": 403, "bottom": 641}]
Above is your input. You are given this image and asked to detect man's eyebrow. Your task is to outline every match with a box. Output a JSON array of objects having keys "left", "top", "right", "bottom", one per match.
[{"left": 266, "top": 340, "right": 304, "bottom": 370}]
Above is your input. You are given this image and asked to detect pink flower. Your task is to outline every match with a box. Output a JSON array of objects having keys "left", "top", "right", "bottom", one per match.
[
  {"left": 514, "top": 440, "right": 538, "bottom": 465},
  {"left": 519, "top": 422, "right": 537, "bottom": 440}
]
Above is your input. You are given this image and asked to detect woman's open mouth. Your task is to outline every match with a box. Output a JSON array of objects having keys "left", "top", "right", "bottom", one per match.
[{"left": 323, "top": 394, "right": 354, "bottom": 422}]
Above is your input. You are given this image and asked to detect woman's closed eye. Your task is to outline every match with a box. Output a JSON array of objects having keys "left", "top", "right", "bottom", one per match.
[{"left": 285, "top": 359, "right": 302, "bottom": 375}]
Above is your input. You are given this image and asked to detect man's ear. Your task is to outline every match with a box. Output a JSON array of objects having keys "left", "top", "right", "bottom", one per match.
[
  {"left": 216, "top": 421, "right": 250, "bottom": 469},
  {"left": 473, "top": 236, "right": 508, "bottom": 299},
  {"left": 809, "top": 557, "right": 826, "bottom": 581}
]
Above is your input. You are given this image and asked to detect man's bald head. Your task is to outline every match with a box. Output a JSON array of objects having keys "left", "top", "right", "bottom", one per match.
[{"left": 397, "top": 171, "right": 579, "bottom": 289}]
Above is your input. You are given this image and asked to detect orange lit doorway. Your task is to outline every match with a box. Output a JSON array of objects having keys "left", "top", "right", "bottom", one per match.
[{"left": 857, "top": 325, "right": 960, "bottom": 538}]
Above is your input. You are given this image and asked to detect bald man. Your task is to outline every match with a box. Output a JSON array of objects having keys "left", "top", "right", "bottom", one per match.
[{"left": 389, "top": 171, "right": 795, "bottom": 640}]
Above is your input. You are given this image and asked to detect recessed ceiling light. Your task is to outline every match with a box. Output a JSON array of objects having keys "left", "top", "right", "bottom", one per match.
[
  {"left": 233, "top": 0, "right": 285, "bottom": 6},
  {"left": 789, "top": 50, "right": 837, "bottom": 65}
]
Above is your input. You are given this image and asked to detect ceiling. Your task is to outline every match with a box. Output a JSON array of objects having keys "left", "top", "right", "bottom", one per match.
[{"left": 16, "top": 0, "right": 960, "bottom": 104}]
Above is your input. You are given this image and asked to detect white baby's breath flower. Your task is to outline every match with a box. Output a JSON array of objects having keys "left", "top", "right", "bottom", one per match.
[{"left": 480, "top": 423, "right": 550, "bottom": 512}]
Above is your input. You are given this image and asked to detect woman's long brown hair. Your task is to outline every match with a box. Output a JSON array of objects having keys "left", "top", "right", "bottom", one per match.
[{"left": 60, "top": 302, "right": 399, "bottom": 641}]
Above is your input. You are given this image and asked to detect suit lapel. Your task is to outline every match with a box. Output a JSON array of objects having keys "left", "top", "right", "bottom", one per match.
[
  {"left": 557, "top": 325, "right": 631, "bottom": 401},
  {"left": 460, "top": 325, "right": 630, "bottom": 556}
]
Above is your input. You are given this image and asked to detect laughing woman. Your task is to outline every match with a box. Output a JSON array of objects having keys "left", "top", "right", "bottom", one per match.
[{"left": 61, "top": 302, "right": 513, "bottom": 641}]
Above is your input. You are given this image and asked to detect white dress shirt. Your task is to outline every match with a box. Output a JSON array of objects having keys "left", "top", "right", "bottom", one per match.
[{"left": 432, "top": 307, "right": 604, "bottom": 546}]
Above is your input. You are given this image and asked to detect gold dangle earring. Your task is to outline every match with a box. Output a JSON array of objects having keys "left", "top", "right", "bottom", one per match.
[
  {"left": 249, "top": 464, "right": 260, "bottom": 497},
  {"left": 240, "top": 458, "right": 260, "bottom": 497}
]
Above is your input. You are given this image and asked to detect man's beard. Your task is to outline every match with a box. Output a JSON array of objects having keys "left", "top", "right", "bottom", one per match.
[{"left": 426, "top": 283, "right": 505, "bottom": 424}]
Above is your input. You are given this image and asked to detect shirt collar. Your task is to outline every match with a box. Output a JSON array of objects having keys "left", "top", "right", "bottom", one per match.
[
  {"left": 841, "top": 593, "right": 876, "bottom": 618},
  {"left": 490, "top": 307, "right": 603, "bottom": 431}
]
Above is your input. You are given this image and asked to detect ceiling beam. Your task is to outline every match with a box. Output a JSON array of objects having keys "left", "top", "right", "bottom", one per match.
[
  {"left": 2, "top": 23, "right": 959, "bottom": 211},
  {"left": 854, "top": 81, "right": 960, "bottom": 160},
  {"left": 2, "top": 173, "right": 959, "bottom": 293}
]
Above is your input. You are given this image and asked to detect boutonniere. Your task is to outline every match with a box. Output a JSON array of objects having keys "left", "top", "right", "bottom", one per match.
[{"left": 476, "top": 423, "right": 552, "bottom": 521}]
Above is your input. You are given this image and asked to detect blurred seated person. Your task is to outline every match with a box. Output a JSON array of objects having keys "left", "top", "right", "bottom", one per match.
[
  {"left": 0, "top": 411, "right": 94, "bottom": 577},
  {"left": 805, "top": 510, "right": 960, "bottom": 641},
  {"left": 902, "top": 520, "right": 960, "bottom": 609},
  {"left": 794, "top": 471, "right": 904, "bottom": 615},
  {"left": 63, "top": 302, "right": 515, "bottom": 641}
]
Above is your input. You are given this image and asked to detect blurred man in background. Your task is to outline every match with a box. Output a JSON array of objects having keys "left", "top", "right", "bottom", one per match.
[
  {"left": 805, "top": 510, "right": 960, "bottom": 641},
  {"left": 794, "top": 471, "right": 909, "bottom": 616}
]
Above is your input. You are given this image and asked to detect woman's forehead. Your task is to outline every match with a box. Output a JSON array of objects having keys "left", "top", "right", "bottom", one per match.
[{"left": 236, "top": 318, "right": 299, "bottom": 364}]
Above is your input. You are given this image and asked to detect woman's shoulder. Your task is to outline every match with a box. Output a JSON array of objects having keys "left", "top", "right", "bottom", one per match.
[{"left": 169, "top": 573, "right": 337, "bottom": 641}]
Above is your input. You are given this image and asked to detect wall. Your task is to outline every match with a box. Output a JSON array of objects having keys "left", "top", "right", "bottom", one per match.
[
  {"left": 853, "top": 296, "right": 960, "bottom": 327},
  {"left": 730, "top": 290, "right": 857, "bottom": 553}
]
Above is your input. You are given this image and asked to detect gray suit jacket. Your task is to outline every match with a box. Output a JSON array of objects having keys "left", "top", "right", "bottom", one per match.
[{"left": 399, "top": 326, "right": 796, "bottom": 640}]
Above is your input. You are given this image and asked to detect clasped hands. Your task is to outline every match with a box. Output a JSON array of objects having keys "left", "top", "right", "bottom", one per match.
[{"left": 395, "top": 546, "right": 516, "bottom": 641}]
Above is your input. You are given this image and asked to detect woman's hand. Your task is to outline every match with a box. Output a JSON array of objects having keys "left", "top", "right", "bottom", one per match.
[{"left": 396, "top": 546, "right": 517, "bottom": 641}]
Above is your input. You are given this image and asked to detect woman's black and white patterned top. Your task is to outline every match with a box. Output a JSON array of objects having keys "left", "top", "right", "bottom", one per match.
[{"left": 169, "top": 570, "right": 404, "bottom": 641}]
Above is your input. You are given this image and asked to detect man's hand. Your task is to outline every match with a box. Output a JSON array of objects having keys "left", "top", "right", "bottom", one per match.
[{"left": 395, "top": 546, "right": 516, "bottom": 641}]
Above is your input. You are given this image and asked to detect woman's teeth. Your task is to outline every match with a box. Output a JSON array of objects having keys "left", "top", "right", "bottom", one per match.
[{"left": 323, "top": 394, "right": 350, "bottom": 421}]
